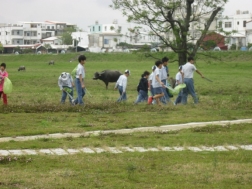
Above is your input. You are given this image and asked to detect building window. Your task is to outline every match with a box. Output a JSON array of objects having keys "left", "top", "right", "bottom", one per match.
[
  {"left": 218, "top": 22, "right": 222, "bottom": 28},
  {"left": 93, "top": 26, "right": 95, "bottom": 31},
  {"left": 99, "top": 26, "right": 100, "bottom": 31},
  {"left": 17, "top": 40, "right": 19, "bottom": 44},
  {"left": 17, "top": 31, "right": 20, "bottom": 35},
  {"left": 225, "top": 22, "right": 232, "bottom": 28},
  {"left": 47, "top": 26, "right": 50, "bottom": 29},
  {"left": 104, "top": 39, "right": 109, "bottom": 44},
  {"left": 243, "top": 21, "right": 246, "bottom": 27},
  {"left": 52, "top": 26, "right": 54, "bottom": 29},
  {"left": 105, "top": 26, "right": 107, "bottom": 31},
  {"left": 237, "top": 21, "right": 239, "bottom": 25}
]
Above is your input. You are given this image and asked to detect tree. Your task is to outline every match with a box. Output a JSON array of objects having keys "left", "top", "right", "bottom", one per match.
[
  {"left": 43, "top": 44, "right": 51, "bottom": 53},
  {"left": 0, "top": 43, "right": 3, "bottom": 54},
  {"left": 61, "top": 28, "right": 75, "bottom": 45},
  {"left": 112, "top": 0, "right": 228, "bottom": 65}
]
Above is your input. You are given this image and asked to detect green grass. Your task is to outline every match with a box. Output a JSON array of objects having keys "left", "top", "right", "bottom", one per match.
[{"left": 1, "top": 52, "right": 252, "bottom": 188}]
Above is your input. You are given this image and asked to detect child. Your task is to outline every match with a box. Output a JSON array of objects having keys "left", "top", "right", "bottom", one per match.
[
  {"left": 114, "top": 69, "right": 130, "bottom": 102},
  {"left": 0, "top": 63, "right": 8, "bottom": 105},
  {"left": 160, "top": 57, "right": 169, "bottom": 103},
  {"left": 174, "top": 66, "right": 183, "bottom": 105},
  {"left": 58, "top": 72, "right": 75, "bottom": 104},
  {"left": 152, "top": 60, "right": 165, "bottom": 105},
  {"left": 148, "top": 66, "right": 156, "bottom": 96},
  {"left": 135, "top": 71, "right": 150, "bottom": 104}
]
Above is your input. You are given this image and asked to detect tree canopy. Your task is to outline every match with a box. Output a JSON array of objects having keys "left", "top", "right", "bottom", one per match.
[
  {"left": 61, "top": 28, "right": 75, "bottom": 45},
  {"left": 112, "top": 0, "right": 228, "bottom": 65}
]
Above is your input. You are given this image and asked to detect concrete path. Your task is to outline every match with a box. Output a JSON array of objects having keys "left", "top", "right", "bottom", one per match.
[
  {"left": 0, "top": 119, "right": 251, "bottom": 143},
  {"left": 1, "top": 145, "right": 252, "bottom": 156}
]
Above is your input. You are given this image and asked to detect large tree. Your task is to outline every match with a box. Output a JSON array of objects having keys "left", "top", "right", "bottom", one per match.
[{"left": 112, "top": 0, "right": 228, "bottom": 65}]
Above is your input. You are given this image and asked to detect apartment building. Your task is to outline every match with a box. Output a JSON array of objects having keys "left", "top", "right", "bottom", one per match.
[{"left": 0, "top": 21, "right": 76, "bottom": 45}]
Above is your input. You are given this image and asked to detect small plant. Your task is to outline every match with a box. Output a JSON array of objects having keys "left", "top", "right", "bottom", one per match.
[{"left": 126, "top": 163, "right": 137, "bottom": 179}]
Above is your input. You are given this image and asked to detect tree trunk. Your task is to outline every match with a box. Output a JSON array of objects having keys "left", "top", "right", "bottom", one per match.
[{"left": 178, "top": 52, "right": 187, "bottom": 66}]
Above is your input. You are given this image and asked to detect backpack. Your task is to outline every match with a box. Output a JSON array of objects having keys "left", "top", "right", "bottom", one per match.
[{"left": 71, "top": 65, "right": 78, "bottom": 78}]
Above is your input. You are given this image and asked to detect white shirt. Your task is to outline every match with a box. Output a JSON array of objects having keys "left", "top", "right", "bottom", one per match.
[
  {"left": 152, "top": 67, "right": 161, "bottom": 88},
  {"left": 148, "top": 72, "right": 154, "bottom": 85},
  {"left": 76, "top": 63, "right": 85, "bottom": 79},
  {"left": 182, "top": 62, "right": 197, "bottom": 78},
  {"left": 115, "top": 75, "right": 127, "bottom": 92},
  {"left": 175, "top": 72, "right": 183, "bottom": 85},
  {"left": 58, "top": 73, "right": 73, "bottom": 90},
  {"left": 160, "top": 65, "right": 167, "bottom": 80}
]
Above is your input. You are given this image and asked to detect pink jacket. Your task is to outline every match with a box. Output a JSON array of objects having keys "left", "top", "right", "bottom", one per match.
[{"left": 0, "top": 70, "right": 8, "bottom": 91}]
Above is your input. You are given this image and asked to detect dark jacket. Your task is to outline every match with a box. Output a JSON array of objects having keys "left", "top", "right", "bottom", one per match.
[{"left": 137, "top": 77, "right": 148, "bottom": 92}]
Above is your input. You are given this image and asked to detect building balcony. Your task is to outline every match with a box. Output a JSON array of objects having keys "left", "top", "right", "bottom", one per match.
[{"left": 23, "top": 36, "right": 40, "bottom": 40}]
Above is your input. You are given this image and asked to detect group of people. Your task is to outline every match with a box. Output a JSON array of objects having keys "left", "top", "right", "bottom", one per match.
[
  {"left": 59, "top": 55, "right": 204, "bottom": 106},
  {"left": 114, "top": 56, "right": 204, "bottom": 106},
  {"left": 0, "top": 55, "right": 204, "bottom": 106}
]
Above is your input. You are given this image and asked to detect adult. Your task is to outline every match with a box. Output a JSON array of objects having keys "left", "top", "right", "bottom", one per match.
[
  {"left": 174, "top": 66, "right": 183, "bottom": 105},
  {"left": 58, "top": 72, "right": 74, "bottom": 104},
  {"left": 152, "top": 60, "right": 165, "bottom": 106},
  {"left": 114, "top": 69, "right": 130, "bottom": 102},
  {"left": 181, "top": 57, "right": 204, "bottom": 104},
  {"left": 74, "top": 55, "right": 86, "bottom": 105}
]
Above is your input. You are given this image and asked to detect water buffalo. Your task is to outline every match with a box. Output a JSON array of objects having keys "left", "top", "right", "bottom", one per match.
[
  {"left": 48, "top": 60, "right": 54, "bottom": 65},
  {"left": 93, "top": 70, "right": 122, "bottom": 89},
  {"left": 18, "top": 66, "right": 26, "bottom": 71}
]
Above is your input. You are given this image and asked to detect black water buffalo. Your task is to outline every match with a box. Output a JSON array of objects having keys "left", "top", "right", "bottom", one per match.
[
  {"left": 93, "top": 70, "right": 122, "bottom": 89},
  {"left": 18, "top": 66, "right": 26, "bottom": 71},
  {"left": 48, "top": 60, "right": 54, "bottom": 65}
]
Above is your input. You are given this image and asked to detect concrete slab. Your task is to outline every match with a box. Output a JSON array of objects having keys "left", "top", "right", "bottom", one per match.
[
  {"left": 22, "top": 149, "right": 37, "bottom": 155},
  {"left": 161, "top": 147, "right": 174, "bottom": 151},
  {"left": 81, "top": 148, "right": 95, "bottom": 153},
  {"left": 225, "top": 146, "right": 239, "bottom": 150},
  {"left": 240, "top": 145, "right": 252, "bottom": 150},
  {"left": 214, "top": 146, "right": 228, "bottom": 151},
  {"left": 200, "top": 146, "right": 215, "bottom": 151},
  {"left": 0, "top": 150, "right": 10, "bottom": 156},
  {"left": 173, "top": 147, "right": 185, "bottom": 151},
  {"left": 39, "top": 149, "right": 54, "bottom": 155},
  {"left": 67, "top": 149, "right": 81, "bottom": 155},
  {"left": 93, "top": 148, "right": 106, "bottom": 153},
  {"left": 187, "top": 147, "right": 203, "bottom": 152},
  {"left": 8, "top": 150, "right": 24, "bottom": 155},
  {"left": 120, "top": 147, "right": 135, "bottom": 152},
  {"left": 147, "top": 148, "right": 159, "bottom": 152},
  {"left": 51, "top": 148, "right": 68, "bottom": 155},
  {"left": 133, "top": 147, "right": 148, "bottom": 152},
  {"left": 107, "top": 147, "right": 122, "bottom": 154}
]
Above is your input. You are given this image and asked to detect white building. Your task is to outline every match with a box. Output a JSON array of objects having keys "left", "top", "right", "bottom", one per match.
[{"left": 216, "top": 10, "right": 252, "bottom": 48}]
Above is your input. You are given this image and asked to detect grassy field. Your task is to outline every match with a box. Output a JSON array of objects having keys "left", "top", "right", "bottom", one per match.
[{"left": 0, "top": 52, "right": 252, "bottom": 188}]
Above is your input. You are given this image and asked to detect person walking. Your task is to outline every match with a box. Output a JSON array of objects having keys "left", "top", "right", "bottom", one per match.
[
  {"left": 174, "top": 66, "right": 183, "bottom": 105},
  {"left": 160, "top": 57, "right": 169, "bottom": 103},
  {"left": 74, "top": 55, "right": 86, "bottom": 105},
  {"left": 181, "top": 57, "right": 204, "bottom": 104},
  {"left": 58, "top": 72, "right": 74, "bottom": 104},
  {"left": 114, "top": 70, "right": 130, "bottom": 102},
  {"left": 152, "top": 60, "right": 165, "bottom": 106},
  {"left": 0, "top": 63, "right": 8, "bottom": 105},
  {"left": 135, "top": 71, "right": 150, "bottom": 104}
]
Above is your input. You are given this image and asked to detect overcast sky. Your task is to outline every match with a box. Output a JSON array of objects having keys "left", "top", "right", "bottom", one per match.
[{"left": 0, "top": 0, "right": 251, "bottom": 30}]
